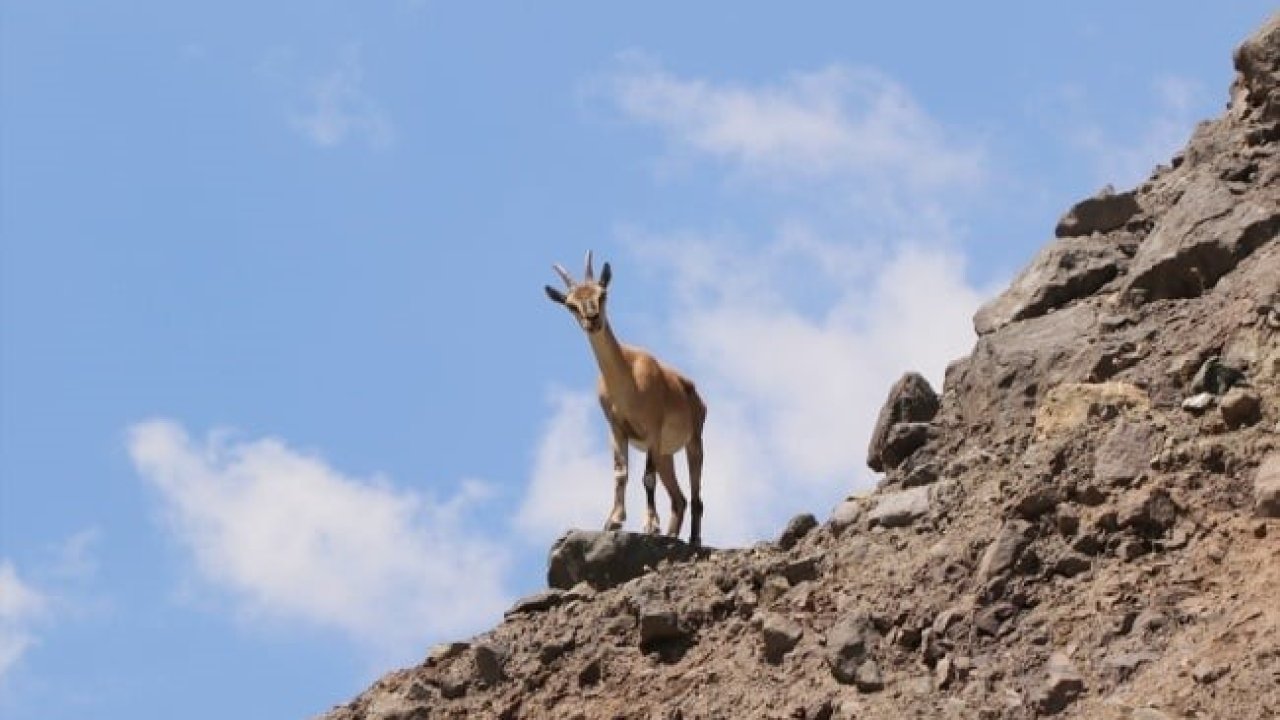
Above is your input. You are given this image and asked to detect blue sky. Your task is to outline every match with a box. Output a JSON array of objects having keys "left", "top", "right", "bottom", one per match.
[{"left": 1, "top": 2, "right": 1273, "bottom": 717}]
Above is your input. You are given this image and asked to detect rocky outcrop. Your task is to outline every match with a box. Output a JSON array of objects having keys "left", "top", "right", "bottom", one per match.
[{"left": 321, "top": 15, "right": 1280, "bottom": 720}]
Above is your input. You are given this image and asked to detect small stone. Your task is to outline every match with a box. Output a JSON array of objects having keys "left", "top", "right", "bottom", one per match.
[
  {"left": 975, "top": 603, "right": 1017, "bottom": 636},
  {"left": 1254, "top": 522, "right": 1269, "bottom": 538},
  {"left": 1054, "top": 553, "right": 1092, "bottom": 577},
  {"left": 638, "top": 607, "right": 684, "bottom": 646},
  {"left": 760, "top": 613, "right": 803, "bottom": 663},
  {"left": 1182, "top": 392, "right": 1216, "bottom": 413},
  {"left": 935, "top": 656, "right": 954, "bottom": 689},
  {"left": 1072, "top": 533, "right": 1104, "bottom": 556},
  {"left": 1056, "top": 508, "right": 1080, "bottom": 536},
  {"left": 1191, "top": 356, "right": 1246, "bottom": 395},
  {"left": 853, "top": 659, "right": 884, "bottom": 693},
  {"left": 826, "top": 615, "right": 879, "bottom": 685},
  {"left": 1013, "top": 488, "right": 1059, "bottom": 519},
  {"left": 977, "top": 520, "right": 1034, "bottom": 582},
  {"left": 1117, "top": 487, "right": 1179, "bottom": 536},
  {"left": 778, "top": 513, "right": 818, "bottom": 550},
  {"left": 505, "top": 589, "right": 566, "bottom": 616},
  {"left": 867, "top": 485, "right": 933, "bottom": 528},
  {"left": 1117, "top": 537, "right": 1148, "bottom": 561},
  {"left": 1254, "top": 453, "right": 1280, "bottom": 518},
  {"left": 759, "top": 574, "right": 791, "bottom": 607},
  {"left": 1035, "top": 653, "right": 1085, "bottom": 714},
  {"left": 473, "top": 641, "right": 508, "bottom": 686},
  {"left": 1220, "top": 387, "right": 1262, "bottom": 428},
  {"left": 427, "top": 641, "right": 470, "bottom": 666},
  {"left": 1191, "top": 661, "right": 1229, "bottom": 684}
]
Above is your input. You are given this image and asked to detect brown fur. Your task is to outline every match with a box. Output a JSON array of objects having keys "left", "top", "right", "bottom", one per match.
[{"left": 546, "top": 253, "right": 707, "bottom": 545}]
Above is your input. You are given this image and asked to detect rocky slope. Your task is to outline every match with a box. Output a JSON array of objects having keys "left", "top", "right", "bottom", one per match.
[{"left": 320, "top": 15, "right": 1280, "bottom": 720}]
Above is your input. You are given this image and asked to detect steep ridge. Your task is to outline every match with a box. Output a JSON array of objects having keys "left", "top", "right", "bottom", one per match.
[{"left": 321, "top": 15, "right": 1280, "bottom": 720}]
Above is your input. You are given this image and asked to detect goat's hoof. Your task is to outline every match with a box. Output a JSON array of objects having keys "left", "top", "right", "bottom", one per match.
[{"left": 603, "top": 520, "right": 623, "bottom": 532}]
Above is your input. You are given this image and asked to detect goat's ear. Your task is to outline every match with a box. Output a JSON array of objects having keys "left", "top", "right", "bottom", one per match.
[
  {"left": 545, "top": 285, "right": 567, "bottom": 304},
  {"left": 599, "top": 262, "right": 612, "bottom": 288}
]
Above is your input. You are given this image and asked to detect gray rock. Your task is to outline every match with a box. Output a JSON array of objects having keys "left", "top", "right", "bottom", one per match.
[
  {"left": 1095, "top": 420, "right": 1157, "bottom": 486},
  {"left": 867, "top": 373, "right": 940, "bottom": 472},
  {"left": 1053, "top": 553, "right": 1092, "bottom": 578},
  {"left": 829, "top": 497, "right": 865, "bottom": 534},
  {"left": 760, "top": 613, "right": 803, "bottom": 663},
  {"left": 826, "top": 615, "right": 879, "bottom": 685},
  {"left": 901, "top": 460, "right": 940, "bottom": 488},
  {"left": 879, "top": 422, "right": 936, "bottom": 469},
  {"left": 853, "top": 659, "right": 884, "bottom": 693},
  {"left": 975, "top": 233, "right": 1126, "bottom": 335},
  {"left": 505, "top": 589, "right": 566, "bottom": 616},
  {"left": 977, "top": 520, "right": 1035, "bottom": 582},
  {"left": 1182, "top": 391, "right": 1216, "bottom": 412},
  {"left": 1191, "top": 356, "right": 1247, "bottom": 394},
  {"left": 1103, "top": 650, "right": 1160, "bottom": 678},
  {"left": 472, "top": 641, "right": 508, "bottom": 686},
  {"left": 1055, "top": 186, "right": 1142, "bottom": 237},
  {"left": 867, "top": 485, "right": 933, "bottom": 528},
  {"left": 547, "top": 530, "right": 702, "bottom": 591},
  {"left": 1192, "top": 661, "right": 1230, "bottom": 684},
  {"left": 1035, "top": 652, "right": 1085, "bottom": 714},
  {"left": 1013, "top": 488, "right": 1059, "bottom": 519},
  {"left": 1220, "top": 387, "right": 1262, "bottom": 428},
  {"left": 1124, "top": 179, "right": 1279, "bottom": 303},
  {"left": 1231, "top": 12, "right": 1280, "bottom": 121},
  {"left": 777, "top": 513, "right": 818, "bottom": 550},
  {"left": 1255, "top": 453, "right": 1280, "bottom": 518},
  {"left": 637, "top": 606, "right": 684, "bottom": 646},
  {"left": 1117, "top": 487, "right": 1179, "bottom": 537}
]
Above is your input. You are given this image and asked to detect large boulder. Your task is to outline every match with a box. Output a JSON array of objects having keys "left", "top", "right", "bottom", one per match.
[
  {"left": 867, "top": 372, "right": 940, "bottom": 472},
  {"left": 1054, "top": 187, "right": 1142, "bottom": 238},
  {"left": 1123, "top": 179, "right": 1278, "bottom": 303},
  {"left": 974, "top": 234, "right": 1126, "bottom": 335},
  {"left": 1231, "top": 12, "right": 1280, "bottom": 121},
  {"left": 547, "top": 530, "right": 703, "bottom": 591}
]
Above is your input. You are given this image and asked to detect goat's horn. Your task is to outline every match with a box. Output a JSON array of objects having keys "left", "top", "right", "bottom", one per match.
[
  {"left": 552, "top": 263, "right": 575, "bottom": 288},
  {"left": 584, "top": 250, "right": 595, "bottom": 280}
]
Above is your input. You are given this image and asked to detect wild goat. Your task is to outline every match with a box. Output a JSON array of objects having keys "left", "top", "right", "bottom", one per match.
[{"left": 544, "top": 252, "right": 707, "bottom": 546}]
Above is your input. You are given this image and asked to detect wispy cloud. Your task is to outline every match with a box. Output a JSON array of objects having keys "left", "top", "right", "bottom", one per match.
[
  {"left": 1057, "top": 75, "right": 1207, "bottom": 189},
  {"left": 128, "top": 420, "right": 509, "bottom": 659},
  {"left": 0, "top": 562, "right": 47, "bottom": 681},
  {"left": 264, "top": 44, "right": 394, "bottom": 150},
  {"left": 603, "top": 54, "right": 986, "bottom": 191}
]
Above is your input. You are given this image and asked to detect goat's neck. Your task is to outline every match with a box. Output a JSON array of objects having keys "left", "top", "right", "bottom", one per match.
[{"left": 587, "top": 319, "right": 638, "bottom": 407}]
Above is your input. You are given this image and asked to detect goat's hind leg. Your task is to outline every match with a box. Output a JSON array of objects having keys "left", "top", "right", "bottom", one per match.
[
  {"left": 656, "top": 453, "right": 687, "bottom": 538},
  {"left": 642, "top": 452, "right": 660, "bottom": 535}
]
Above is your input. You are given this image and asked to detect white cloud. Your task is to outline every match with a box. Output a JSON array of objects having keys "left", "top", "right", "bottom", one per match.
[
  {"left": 290, "top": 45, "right": 394, "bottom": 149},
  {"left": 520, "top": 233, "right": 983, "bottom": 548},
  {"left": 605, "top": 55, "right": 985, "bottom": 190},
  {"left": 520, "top": 59, "right": 990, "bottom": 548},
  {"left": 128, "top": 420, "right": 509, "bottom": 658},
  {"left": 0, "top": 561, "right": 47, "bottom": 681}
]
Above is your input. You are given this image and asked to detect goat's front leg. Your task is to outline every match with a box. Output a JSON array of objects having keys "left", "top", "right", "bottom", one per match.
[{"left": 604, "top": 423, "right": 628, "bottom": 531}]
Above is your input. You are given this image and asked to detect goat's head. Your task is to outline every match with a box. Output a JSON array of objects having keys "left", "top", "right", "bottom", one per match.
[{"left": 545, "top": 250, "right": 613, "bottom": 333}]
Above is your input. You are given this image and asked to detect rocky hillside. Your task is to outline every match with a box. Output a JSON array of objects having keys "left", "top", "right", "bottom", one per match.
[{"left": 320, "top": 15, "right": 1280, "bottom": 720}]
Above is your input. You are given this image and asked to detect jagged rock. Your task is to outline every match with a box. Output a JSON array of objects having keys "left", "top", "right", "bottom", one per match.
[
  {"left": 637, "top": 606, "right": 685, "bottom": 646},
  {"left": 505, "top": 589, "right": 566, "bottom": 616},
  {"left": 1034, "top": 653, "right": 1085, "bottom": 714},
  {"left": 867, "top": 485, "right": 933, "bottom": 528},
  {"left": 826, "top": 615, "right": 878, "bottom": 685},
  {"left": 1117, "top": 487, "right": 1179, "bottom": 537},
  {"left": 974, "top": 235, "right": 1126, "bottom": 335},
  {"left": 1182, "top": 391, "right": 1216, "bottom": 413},
  {"left": 760, "top": 613, "right": 803, "bottom": 663},
  {"left": 1231, "top": 12, "right": 1280, "bottom": 121},
  {"left": 1124, "top": 180, "right": 1279, "bottom": 303},
  {"left": 978, "top": 519, "right": 1035, "bottom": 582},
  {"left": 1255, "top": 453, "right": 1280, "bottom": 517},
  {"left": 1220, "top": 387, "right": 1262, "bottom": 427},
  {"left": 900, "top": 460, "right": 940, "bottom": 488},
  {"left": 829, "top": 497, "right": 866, "bottom": 534},
  {"left": 472, "top": 641, "right": 508, "bottom": 686},
  {"left": 1053, "top": 553, "right": 1092, "bottom": 578},
  {"left": 777, "top": 513, "right": 818, "bottom": 550},
  {"left": 547, "top": 530, "right": 702, "bottom": 591},
  {"left": 1192, "top": 661, "right": 1231, "bottom": 684},
  {"left": 879, "top": 422, "right": 936, "bottom": 470},
  {"left": 1055, "top": 187, "right": 1142, "bottom": 238},
  {"left": 867, "top": 372, "right": 940, "bottom": 472},
  {"left": 1095, "top": 420, "right": 1157, "bottom": 486},
  {"left": 1191, "top": 356, "right": 1248, "bottom": 394},
  {"left": 853, "top": 660, "right": 884, "bottom": 693}
]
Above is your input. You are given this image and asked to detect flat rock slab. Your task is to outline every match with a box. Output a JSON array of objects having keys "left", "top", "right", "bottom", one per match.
[
  {"left": 866, "top": 485, "right": 934, "bottom": 528},
  {"left": 547, "top": 530, "right": 706, "bottom": 591}
]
